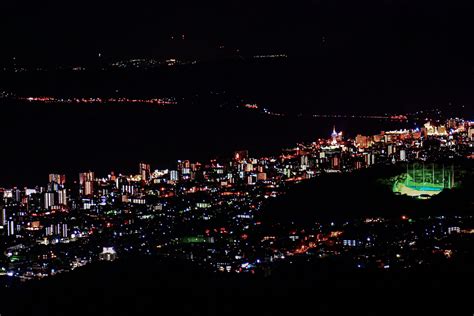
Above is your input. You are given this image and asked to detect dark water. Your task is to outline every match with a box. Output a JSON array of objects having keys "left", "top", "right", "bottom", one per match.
[{"left": 0, "top": 100, "right": 408, "bottom": 187}]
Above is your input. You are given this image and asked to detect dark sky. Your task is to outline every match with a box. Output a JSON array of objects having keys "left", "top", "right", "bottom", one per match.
[
  {"left": 0, "top": 0, "right": 307, "bottom": 63},
  {"left": 2, "top": 0, "right": 474, "bottom": 65}
]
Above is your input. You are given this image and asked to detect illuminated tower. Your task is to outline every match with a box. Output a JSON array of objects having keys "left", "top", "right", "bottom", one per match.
[{"left": 331, "top": 125, "right": 338, "bottom": 145}]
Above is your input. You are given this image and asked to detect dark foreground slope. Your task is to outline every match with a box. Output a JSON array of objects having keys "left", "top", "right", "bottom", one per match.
[
  {"left": 261, "top": 163, "right": 474, "bottom": 225},
  {"left": 1, "top": 256, "right": 472, "bottom": 316}
]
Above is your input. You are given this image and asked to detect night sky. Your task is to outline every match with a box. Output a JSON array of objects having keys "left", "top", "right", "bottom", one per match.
[{"left": 2, "top": 0, "right": 474, "bottom": 66}]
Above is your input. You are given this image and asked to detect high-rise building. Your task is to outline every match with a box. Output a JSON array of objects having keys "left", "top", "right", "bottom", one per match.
[
  {"left": 139, "top": 163, "right": 151, "bottom": 182},
  {"left": 79, "top": 172, "right": 95, "bottom": 196},
  {"left": 247, "top": 175, "right": 256, "bottom": 185},
  {"left": 48, "top": 174, "right": 66, "bottom": 185},
  {"left": 244, "top": 163, "right": 253, "bottom": 172},
  {"left": 300, "top": 155, "right": 308, "bottom": 168},
  {"left": 355, "top": 134, "right": 370, "bottom": 148},
  {"left": 7, "top": 220, "right": 15, "bottom": 236},
  {"left": 234, "top": 150, "right": 249, "bottom": 161},
  {"left": 331, "top": 156, "right": 340, "bottom": 169},
  {"left": 1, "top": 209, "right": 7, "bottom": 226},
  {"left": 387, "top": 144, "right": 394, "bottom": 155},
  {"left": 45, "top": 225, "right": 54, "bottom": 236},
  {"left": 44, "top": 192, "right": 55, "bottom": 209},
  {"left": 177, "top": 160, "right": 190, "bottom": 172},
  {"left": 62, "top": 223, "right": 68, "bottom": 238},
  {"left": 170, "top": 170, "right": 179, "bottom": 182},
  {"left": 364, "top": 153, "right": 373, "bottom": 166},
  {"left": 13, "top": 188, "right": 22, "bottom": 202},
  {"left": 400, "top": 150, "right": 406, "bottom": 161},
  {"left": 58, "top": 189, "right": 68, "bottom": 205},
  {"left": 47, "top": 182, "right": 60, "bottom": 192}
]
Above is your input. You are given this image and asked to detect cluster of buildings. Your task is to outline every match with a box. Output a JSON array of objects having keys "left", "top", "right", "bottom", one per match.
[
  {"left": 0, "top": 117, "right": 472, "bottom": 281},
  {"left": 354, "top": 119, "right": 473, "bottom": 163},
  {"left": 267, "top": 214, "right": 474, "bottom": 271}
]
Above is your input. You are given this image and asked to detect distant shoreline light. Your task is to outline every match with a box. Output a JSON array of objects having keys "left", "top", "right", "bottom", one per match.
[{"left": 19, "top": 96, "right": 177, "bottom": 105}]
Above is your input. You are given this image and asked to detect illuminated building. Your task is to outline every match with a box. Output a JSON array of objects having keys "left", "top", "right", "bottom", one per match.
[
  {"left": 7, "top": 220, "right": 15, "bottom": 236},
  {"left": 331, "top": 125, "right": 338, "bottom": 145},
  {"left": 448, "top": 227, "right": 460, "bottom": 234},
  {"left": 387, "top": 144, "right": 394, "bottom": 155},
  {"left": 364, "top": 153, "right": 375, "bottom": 166},
  {"left": 170, "top": 170, "right": 179, "bottom": 181},
  {"left": 177, "top": 160, "right": 190, "bottom": 174},
  {"left": 44, "top": 192, "right": 55, "bottom": 209},
  {"left": 58, "top": 189, "right": 68, "bottom": 205},
  {"left": 99, "top": 247, "right": 120, "bottom": 262},
  {"left": 400, "top": 150, "right": 406, "bottom": 161},
  {"left": 139, "top": 162, "right": 151, "bottom": 182},
  {"left": 121, "top": 184, "right": 134, "bottom": 194},
  {"left": 331, "top": 156, "right": 340, "bottom": 169},
  {"left": 247, "top": 175, "right": 256, "bottom": 185},
  {"left": 48, "top": 174, "right": 66, "bottom": 185},
  {"left": 373, "top": 134, "right": 384, "bottom": 143},
  {"left": 62, "top": 223, "right": 68, "bottom": 238},
  {"left": 423, "top": 122, "right": 448, "bottom": 136},
  {"left": 300, "top": 155, "right": 308, "bottom": 168},
  {"left": 45, "top": 224, "right": 54, "bottom": 236},
  {"left": 1, "top": 208, "right": 7, "bottom": 226},
  {"left": 234, "top": 150, "right": 249, "bottom": 161},
  {"left": 79, "top": 172, "right": 95, "bottom": 196},
  {"left": 25, "top": 188, "right": 36, "bottom": 196},
  {"left": 355, "top": 134, "right": 370, "bottom": 148},
  {"left": 2, "top": 189, "right": 12, "bottom": 199},
  {"left": 13, "top": 188, "right": 22, "bottom": 202}
]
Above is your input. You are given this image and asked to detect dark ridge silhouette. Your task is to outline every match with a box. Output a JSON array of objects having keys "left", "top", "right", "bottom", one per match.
[{"left": 260, "top": 163, "right": 474, "bottom": 226}]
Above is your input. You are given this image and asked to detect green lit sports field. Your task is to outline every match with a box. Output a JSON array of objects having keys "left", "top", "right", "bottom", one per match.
[{"left": 392, "top": 164, "right": 455, "bottom": 199}]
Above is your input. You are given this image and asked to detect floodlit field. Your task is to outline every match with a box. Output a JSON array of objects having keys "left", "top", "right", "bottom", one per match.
[{"left": 392, "top": 164, "right": 455, "bottom": 199}]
